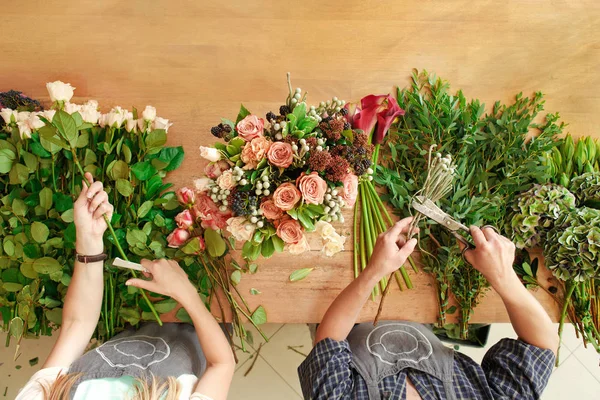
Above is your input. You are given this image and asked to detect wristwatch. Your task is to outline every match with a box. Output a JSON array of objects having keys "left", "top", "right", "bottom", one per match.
[{"left": 75, "top": 253, "right": 108, "bottom": 264}]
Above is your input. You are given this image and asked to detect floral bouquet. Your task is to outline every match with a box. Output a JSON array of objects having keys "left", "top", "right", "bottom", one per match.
[{"left": 169, "top": 74, "right": 376, "bottom": 261}]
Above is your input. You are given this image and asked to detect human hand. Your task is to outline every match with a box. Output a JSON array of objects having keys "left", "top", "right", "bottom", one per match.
[
  {"left": 462, "top": 226, "right": 519, "bottom": 293},
  {"left": 367, "top": 217, "right": 418, "bottom": 279},
  {"left": 74, "top": 172, "right": 113, "bottom": 255},
  {"left": 125, "top": 259, "right": 198, "bottom": 305}
]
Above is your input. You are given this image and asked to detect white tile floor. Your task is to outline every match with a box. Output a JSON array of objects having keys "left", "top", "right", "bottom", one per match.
[{"left": 2, "top": 323, "right": 599, "bottom": 399}]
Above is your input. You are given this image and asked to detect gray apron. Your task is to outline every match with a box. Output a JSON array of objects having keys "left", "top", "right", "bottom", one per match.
[
  {"left": 67, "top": 323, "right": 206, "bottom": 397},
  {"left": 347, "top": 321, "right": 456, "bottom": 400}
]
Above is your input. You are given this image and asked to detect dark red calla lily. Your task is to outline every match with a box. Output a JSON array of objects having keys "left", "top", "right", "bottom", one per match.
[
  {"left": 344, "top": 94, "right": 404, "bottom": 144},
  {"left": 373, "top": 95, "right": 404, "bottom": 144}
]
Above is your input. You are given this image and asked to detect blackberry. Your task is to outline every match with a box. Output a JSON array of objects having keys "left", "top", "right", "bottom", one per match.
[
  {"left": 356, "top": 146, "right": 367, "bottom": 156},
  {"left": 322, "top": 116, "right": 333, "bottom": 123},
  {"left": 210, "top": 125, "right": 224, "bottom": 138},
  {"left": 279, "top": 105, "right": 290, "bottom": 116},
  {"left": 354, "top": 158, "right": 372, "bottom": 176},
  {"left": 343, "top": 122, "right": 351, "bottom": 130},
  {"left": 266, "top": 111, "right": 277, "bottom": 121},
  {"left": 221, "top": 124, "right": 232, "bottom": 133},
  {"left": 340, "top": 108, "right": 349, "bottom": 116},
  {"left": 230, "top": 191, "right": 259, "bottom": 216}
]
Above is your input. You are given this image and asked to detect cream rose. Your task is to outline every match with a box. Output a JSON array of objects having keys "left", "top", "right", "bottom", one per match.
[
  {"left": 0, "top": 109, "right": 16, "bottom": 125},
  {"left": 17, "top": 121, "right": 32, "bottom": 139},
  {"left": 273, "top": 182, "right": 301, "bottom": 211},
  {"left": 142, "top": 105, "right": 157, "bottom": 121},
  {"left": 79, "top": 101, "right": 101, "bottom": 124},
  {"left": 226, "top": 216, "right": 255, "bottom": 242},
  {"left": 276, "top": 218, "right": 304, "bottom": 244},
  {"left": 288, "top": 236, "right": 310, "bottom": 255},
  {"left": 17, "top": 112, "right": 30, "bottom": 123},
  {"left": 267, "top": 142, "right": 294, "bottom": 168},
  {"left": 125, "top": 118, "right": 138, "bottom": 133},
  {"left": 340, "top": 174, "right": 359, "bottom": 208},
  {"left": 260, "top": 198, "right": 284, "bottom": 220},
  {"left": 153, "top": 116, "right": 173, "bottom": 133},
  {"left": 46, "top": 81, "right": 75, "bottom": 102},
  {"left": 315, "top": 221, "right": 336, "bottom": 239},
  {"left": 217, "top": 169, "right": 236, "bottom": 190},
  {"left": 194, "top": 177, "right": 211, "bottom": 193},
  {"left": 297, "top": 172, "right": 327, "bottom": 205},
  {"left": 106, "top": 107, "right": 126, "bottom": 128},
  {"left": 199, "top": 146, "right": 222, "bottom": 162},
  {"left": 42, "top": 110, "right": 56, "bottom": 123},
  {"left": 236, "top": 115, "right": 264, "bottom": 141},
  {"left": 64, "top": 102, "right": 82, "bottom": 114},
  {"left": 27, "top": 113, "right": 46, "bottom": 130},
  {"left": 322, "top": 233, "right": 346, "bottom": 257}
]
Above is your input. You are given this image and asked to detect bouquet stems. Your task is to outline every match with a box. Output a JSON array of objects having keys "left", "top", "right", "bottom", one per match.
[{"left": 557, "top": 282, "right": 576, "bottom": 366}]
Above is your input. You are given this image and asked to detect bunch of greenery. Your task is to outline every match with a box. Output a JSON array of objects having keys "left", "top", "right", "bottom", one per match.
[
  {"left": 545, "top": 134, "right": 600, "bottom": 186},
  {"left": 508, "top": 183, "right": 576, "bottom": 249},
  {"left": 570, "top": 172, "right": 600, "bottom": 208},
  {"left": 376, "top": 70, "right": 562, "bottom": 338},
  {"left": 0, "top": 95, "right": 189, "bottom": 352}
]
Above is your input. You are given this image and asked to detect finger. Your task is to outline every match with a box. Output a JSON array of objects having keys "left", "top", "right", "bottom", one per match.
[
  {"left": 140, "top": 259, "right": 156, "bottom": 273},
  {"left": 86, "top": 181, "right": 104, "bottom": 201},
  {"left": 89, "top": 191, "right": 108, "bottom": 213},
  {"left": 125, "top": 278, "right": 158, "bottom": 292},
  {"left": 462, "top": 247, "right": 474, "bottom": 265},
  {"left": 142, "top": 271, "right": 152, "bottom": 279},
  {"left": 83, "top": 172, "right": 94, "bottom": 188},
  {"left": 482, "top": 226, "right": 497, "bottom": 242},
  {"left": 470, "top": 226, "right": 487, "bottom": 247},
  {"left": 93, "top": 202, "right": 111, "bottom": 220},
  {"left": 387, "top": 217, "right": 414, "bottom": 239},
  {"left": 397, "top": 238, "right": 417, "bottom": 260},
  {"left": 407, "top": 226, "right": 419, "bottom": 239}
]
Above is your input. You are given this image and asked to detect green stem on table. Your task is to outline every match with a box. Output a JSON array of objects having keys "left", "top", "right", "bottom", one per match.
[
  {"left": 358, "top": 196, "right": 375, "bottom": 301},
  {"left": 360, "top": 186, "right": 378, "bottom": 297},
  {"left": 365, "top": 181, "right": 393, "bottom": 226},
  {"left": 73, "top": 157, "right": 162, "bottom": 326},
  {"left": 353, "top": 201, "right": 360, "bottom": 279},
  {"left": 557, "top": 282, "right": 577, "bottom": 366}
]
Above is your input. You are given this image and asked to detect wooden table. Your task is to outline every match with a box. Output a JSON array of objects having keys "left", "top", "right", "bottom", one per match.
[{"left": 2, "top": 0, "right": 599, "bottom": 323}]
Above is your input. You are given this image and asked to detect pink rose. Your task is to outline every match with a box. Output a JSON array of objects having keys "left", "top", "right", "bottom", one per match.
[
  {"left": 192, "top": 236, "right": 206, "bottom": 253},
  {"left": 340, "top": 174, "right": 359, "bottom": 208},
  {"left": 260, "top": 198, "right": 284, "bottom": 220},
  {"left": 167, "top": 228, "right": 191, "bottom": 248},
  {"left": 241, "top": 136, "right": 271, "bottom": 170},
  {"left": 297, "top": 172, "right": 327, "bottom": 205},
  {"left": 236, "top": 115, "right": 264, "bottom": 141},
  {"left": 273, "top": 182, "right": 301, "bottom": 211},
  {"left": 216, "top": 169, "right": 236, "bottom": 190},
  {"left": 276, "top": 217, "right": 304, "bottom": 244},
  {"left": 193, "top": 194, "right": 232, "bottom": 230},
  {"left": 204, "top": 160, "right": 230, "bottom": 179},
  {"left": 201, "top": 211, "right": 231, "bottom": 230},
  {"left": 176, "top": 187, "right": 195, "bottom": 206},
  {"left": 267, "top": 142, "right": 294, "bottom": 168},
  {"left": 175, "top": 210, "right": 194, "bottom": 229}
]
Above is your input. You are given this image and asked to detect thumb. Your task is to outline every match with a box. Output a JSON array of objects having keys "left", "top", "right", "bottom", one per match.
[
  {"left": 126, "top": 278, "right": 158, "bottom": 292},
  {"left": 397, "top": 238, "right": 417, "bottom": 261}
]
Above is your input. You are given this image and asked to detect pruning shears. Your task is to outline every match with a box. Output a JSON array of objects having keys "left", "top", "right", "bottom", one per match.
[
  {"left": 411, "top": 195, "right": 499, "bottom": 264},
  {"left": 113, "top": 257, "right": 148, "bottom": 273}
]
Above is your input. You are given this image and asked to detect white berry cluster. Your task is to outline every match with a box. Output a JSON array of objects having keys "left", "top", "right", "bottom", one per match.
[
  {"left": 323, "top": 187, "right": 346, "bottom": 223},
  {"left": 290, "top": 87, "right": 303, "bottom": 105},
  {"left": 312, "top": 97, "right": 346, "bottom": 120},
  {"left": 232, "top": 166, "right": 248, "bottom": 186},
  {"left": 434, "top": 153, "right": 456, "bottom": 173},
  {"left": 272, "top": 120, "right": 287, "bottom": 140},
  {"left": 209, "top": 185, "right": 231, "bottom": 212},
  {"left": 247, "top": 205, "right": 265, "bottom": 229},
  {"left": 254, "top": 175, "right": 271, "bottom": 196}
]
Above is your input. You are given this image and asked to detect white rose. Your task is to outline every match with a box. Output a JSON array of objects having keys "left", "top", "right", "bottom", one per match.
[
  {"left": 199, "top": 146, "right": 221, "bottom": 162},
  {"left": 315, "top": 221, "right": 336, "bottom": 239},
  {"left": 27, "top": 113, "right": 46, "bottom": 130},
  {"left": 17, "top": 111, "right": 31, "bottom": 123},
  {"left": 137, "top": 118, "right": 149, "bottom": 133},
  {"left": 153, "top": 117, "right": 173, "bottom": 132},
  {"left": 226, "top": 217, "right": 254, "bottom": 242},
  {"left": 46, "top": 81, "right": 75, "bottom": 102},
  {"left": 17, "top": 121, "right": 32, "bottom": 139},
  {"left": 0, "top": 108, "right": 16, "bottom": 124},
  {"left": 142, "top": 106, "right": 156, "bottom": 121},
  {"left": 79, "top": 102, "right": 100, "bottom": 124},
  {"left": 322, "top": 233, "right": 346, "bottom": 257},
  {"left": 194, "top": 178, "right": 211, "bottom": 192},
  {"left": 288, "top": 236, "right": 310, "bottom": 255},
  {"left": 64, "top": 102, "right": 82, "bottom": 114},
  {"left": 106, "top": 107, "right": 126, "bottom": 128},
  {"left": 125, "top": 118, "right": 137, "bottom": 133},
  {"left": 98, "top": 113, "right": 107, "bottom": 128},
  {"left": 217, "top": 169, "right": 236, "bottom": 190},
  {"left": 42, "top": 110, "right": 56, "bottom": 122}
]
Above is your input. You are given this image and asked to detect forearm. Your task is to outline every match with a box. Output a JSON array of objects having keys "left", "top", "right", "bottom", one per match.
[
  {"left": 496, "top": 273, "right": 559, "bottom": 354},
  {"left": 315, "top": 267, "right": 380, "bottom": 344}
]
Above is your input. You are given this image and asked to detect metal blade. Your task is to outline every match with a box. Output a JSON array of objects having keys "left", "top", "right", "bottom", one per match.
[{"left": 411, "top": 196, "right": 469, "bottom": 233}]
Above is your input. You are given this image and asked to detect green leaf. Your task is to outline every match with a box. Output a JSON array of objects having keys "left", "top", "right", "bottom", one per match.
[
  {"left": 39, "top": 187, "right": 53, "bottom": 210},
  {"left": 12, "top": 198, "right": 27, "bottom": 216},
  {"left": 204, "top": 228, "right": 226, "bottom": 257},
  {"left": 126, "top": 229, "right": 147, "bottom": 247},
  {"left": 146, "top": 130, "right": 167, "bottom": 149},
  {"left": 289, "top": 268, "right": 314, "bottom": 282},
  {"left": 131, "top": 161, "right": 157, "bottom": 181},
  {"left": 250, "top": 288, "right": 261, "bottom": 295},
  {"left": 157, "top": 146, "right": 185, "bottom": 172},
  {"left": 231, "top": 270, "right": 242, "bottom": 285},
  {"left": 31, "top": 221, "right": 49, "bottom": 243},
  {"left": 297, "top": 210, "right": 315, "bottom": 231},
  {"left": 20, "top": 262, "right": 38, "bottom": 279},
  {"left": 250, "top": 305, "right": 267, "bottom": 325},
  {"left": 154, "top": 298, "right": 178, "bottom": 314},
  {"left": 235, "top": 104, "right": 251, "bottom": 124},
  {"left": 9, "top": 163, "right": 30, "bottom": 185},
  {"left": 249, "top": 263, "right": 258, "bottom": 274},
  {"left": 118, "top": 308, "right": 140, "bottom": 325},
  {"left": 54, "top": 193, "right": 74, "bottom": 213},
  {"left": 181, "top": 237, "right": 202, "bottom": 255},
  {"left": 0, "top": 148, "right": 16, "bottom": 173},
  {"left": 45, "top": 308, "right": 63, "bottom": 325},
  {"left": 9, "top": 317, "right": 24, "bottom": 338},
  {"left": 116, "top": 179, "right": 134, "bottom": 197},
  {"left": 75, "top": 131, "right": 89, "bottom": 148},
  {"left": 3, "top": 282, "right": 23, "bottom": 292},
  {"left": 272, "top": 235, "right": 284, "bottom": 253},
  {"left": 30, "top": 142, "right": 51, "bottom": 158},
  {"left": 21, "top": 151, "right": 38, "bottom": 172},
  {"left": 137, "top": 200, "right": 153, "bottom": 219},
  {"left": 61, "top": 209, "right": 74, "bottom": 223},
  {"left": 52, "top": 110, "right": 78, "bottom": 146},
  {"left": 33, "top": 257, "right": 62, "bottom": 274},
  {"left": 108, "top": 160, "right": 130, "bottom": 180},
  {"left": 176, "top": 307, "right": 193, "bottom": 323},
  {"left": 261, "top": 237, "right": 275, "bottom": 258}
]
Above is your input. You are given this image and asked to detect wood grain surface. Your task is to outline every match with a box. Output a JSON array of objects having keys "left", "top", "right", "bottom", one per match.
[{"left": 1, "top": 0, "right": 599, "bottom": 323}]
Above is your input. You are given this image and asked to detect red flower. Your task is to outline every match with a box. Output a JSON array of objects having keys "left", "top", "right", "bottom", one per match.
[{"left": 345, "top": 94, "right": 404, "bottom": 144}]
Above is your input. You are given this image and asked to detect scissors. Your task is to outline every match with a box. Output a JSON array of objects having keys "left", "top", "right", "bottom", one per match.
[
  {"left": 411, "top": 195, "right": 498, "bottom": 264},
  {"left": 113, "top": 257, "right": 149, "bottom": 273}
]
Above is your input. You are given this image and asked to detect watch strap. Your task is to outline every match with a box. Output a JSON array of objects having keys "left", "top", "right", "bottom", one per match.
[{"left": 75, "top": 253, "right": 108, "bottom": 264}]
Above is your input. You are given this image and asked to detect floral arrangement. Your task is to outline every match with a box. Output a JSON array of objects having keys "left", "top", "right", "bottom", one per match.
[
  {"left": 169, "top": 75, "right": 374, "bottom": 261},
  {"left": 0, "top": 81, "right": 186, "bottom": 346},
  {"left": 570, "top": 172, "right": 600, "bottom": 207}
]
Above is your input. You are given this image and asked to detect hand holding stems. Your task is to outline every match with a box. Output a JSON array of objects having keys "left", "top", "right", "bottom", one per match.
[
  {"left": 462, "top": 226, "right": 559, "bottom": 356},
  {"left": 126, "top": 260, "right": 235, "bottom": 400},
  {"left": 74, "top": 173, "right": 112, "bottom": 254}
]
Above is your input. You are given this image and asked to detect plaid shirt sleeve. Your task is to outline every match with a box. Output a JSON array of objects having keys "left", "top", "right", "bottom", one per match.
[
  {"left": 481, "top": 338, "right": 555, "bottom": 399},
  {"left": 297, "top": 338, "right": 355, "bottom": 400}
]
